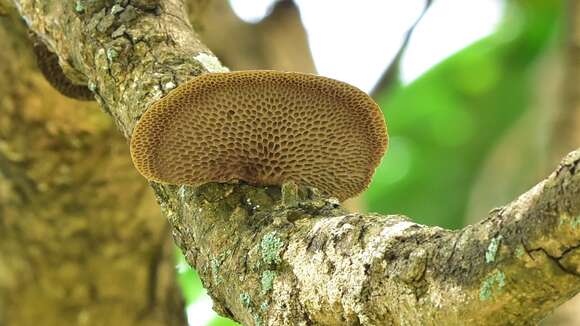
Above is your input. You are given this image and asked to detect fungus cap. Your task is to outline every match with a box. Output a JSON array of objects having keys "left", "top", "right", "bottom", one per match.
[{"left": 130, "top": 70, "right": 388, "bottom": 201}]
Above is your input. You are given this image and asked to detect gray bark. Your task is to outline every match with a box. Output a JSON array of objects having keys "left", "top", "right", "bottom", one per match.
[{"left": 10, "top": 0, "right": 580, "bottom": 325}]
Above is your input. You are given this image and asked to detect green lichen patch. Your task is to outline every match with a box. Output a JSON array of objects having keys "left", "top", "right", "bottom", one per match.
[
  {"left": 240, "top": 293, "right": 251, "bottom": 308},
  {"left": 75, "top": 0, "right": 86, "bottom": 12},
  {"left": 485, "top": 235, "right": 503, "bottom": 264},
  {"left": 210, "top": 250, "right": 232, "bottom": 285},
  {"left": 253, "top": 314, "right": 263, "bottom": 326},
  {"left": 210, "top": 258, "right": 223, "bottom": 285},
  {"left": 261, "top": 231, "right": 284, "bottom": 265},
  {"left": 261, "top": 270, "right": 276, "bottom": 294},
  {"left": 479, "top": 270, "right": 506, "bottom": 301},
  {"left": 106, "top": 48, "right": 118, "bottom": 62},
  {"left": 515, "top": 245, "right": 526, "bottom": 259},
  {"left": 260, "top": 301, "right": 269, "bottom": 311},
  {"left": 571, "top": 215, "right": 580, "bottom": 229}
]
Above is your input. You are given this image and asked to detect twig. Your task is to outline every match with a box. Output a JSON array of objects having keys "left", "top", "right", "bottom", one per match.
[{"left": 370, "top": 0, "right": 433, "bottom": 97}]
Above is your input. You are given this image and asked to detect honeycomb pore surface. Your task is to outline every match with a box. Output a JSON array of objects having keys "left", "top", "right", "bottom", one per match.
[{"left": 130, "top": 70, "right": 388, "bottom": 200}]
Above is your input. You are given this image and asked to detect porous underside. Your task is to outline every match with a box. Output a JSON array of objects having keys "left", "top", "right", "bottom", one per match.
[{"left": 130, "top": 71, "right": 387, "bottom": 200}]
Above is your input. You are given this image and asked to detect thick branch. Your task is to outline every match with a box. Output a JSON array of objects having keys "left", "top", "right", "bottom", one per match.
[
  {"left": 12, "top": 0, "right": 580, "bottom": 324},
  {"left": 157, "top": 149, "right": 579, "bottom": 325}
]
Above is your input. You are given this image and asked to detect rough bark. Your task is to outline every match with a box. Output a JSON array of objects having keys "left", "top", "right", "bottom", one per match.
[
  {"left": 0, "top": 11, "right": 185, "bottom": 326},
  {"left": 10, "top": 0, "right": 580, "bottom": 325}
]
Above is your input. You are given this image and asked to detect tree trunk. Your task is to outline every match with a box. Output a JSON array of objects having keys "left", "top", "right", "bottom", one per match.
[
  {"left": 7, "top": 0, "right": 580, "bottom": 325},
  {"left": 0, "top": 12, "right": 185, "bottom": 326}
]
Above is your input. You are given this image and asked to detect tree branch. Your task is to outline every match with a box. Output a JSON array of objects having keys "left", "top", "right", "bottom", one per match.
[
  {"left": 159, "top": 148, "right": 580, "bottom": 325},
  {"left": 550, "top": 0, "right": 580, "bottom": 165},
  {"left": 370, "top": 0, "right": 432, "bottom": 97},
  {"left": 11, "top": 0, "right": 580, "bottom": 324}
]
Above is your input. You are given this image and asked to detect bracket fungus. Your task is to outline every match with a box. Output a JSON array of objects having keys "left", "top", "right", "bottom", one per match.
[{"left": 130, "top": 71, "right": 387, "bottom": 201}]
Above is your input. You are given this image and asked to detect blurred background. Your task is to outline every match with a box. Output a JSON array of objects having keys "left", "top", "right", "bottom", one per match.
[
  {"left": 0, "top": 0, "right": 576, "bottom": 325},
  {"left": 181, "top": 0, "right": 575, "bottom": 325}
]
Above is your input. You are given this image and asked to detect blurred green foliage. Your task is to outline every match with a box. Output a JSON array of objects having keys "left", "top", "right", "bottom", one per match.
[
  {"left": 184, "top": 1, "right": 563, "bottom": 325},
  {"left": 176, "top": 251, "right": 240, "bottom": 326},
  {"left": 176, "top": 252, "right": 204, "bottom": 305},
  {"left": 207, "top": 316, "right": 240, "bottom": 326},
  {"left": 366, "top": 1, "right": 562, "bottom": 229}
]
